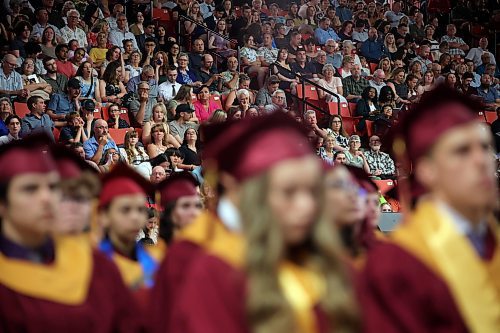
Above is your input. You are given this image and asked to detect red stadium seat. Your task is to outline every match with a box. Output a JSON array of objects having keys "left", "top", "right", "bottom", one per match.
[
  {"left": 342, "top": 117, "right": 359, "bottom": 136},
  {"left": 108, "top": 128, "right": 131, "bottom": 145},
  {"left": 328, "top": 102, "right": 350, "bottom": 117},
  {"left": 369, "top": 63, "right": 378, "bottom": 74},
  {"left": 297, "top": 84, "right": 319, "bottom": 100},
  {"left": 484, "top": 111, "right": 497, "bottom": 124},
  {"left": 210, "top": 94, "right": 223, "bottom": 110},
  {"left": 14, "top": 102, "right": 30, "bottom": 118},
  {"left": 52, "top": 127, "right": 60, "bottom": 142},
  {"left": 476, "top": 111, "right": 487, "bottom": 123},
  {"left": 374, "top": 180, "right": 396, "bottom": 194},
  {"left": 365, "top": 120, "right": 374, "bottom": 137}
]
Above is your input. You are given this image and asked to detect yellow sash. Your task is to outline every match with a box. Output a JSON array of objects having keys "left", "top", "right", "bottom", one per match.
[
  {"left": 0, "top": 235, "right": 93, "bottom": 305},
  {"left": 278, "top": 261, "right": 326, "bottom": 333},
  {"left": 179, "top": 212, "right": 325, "bottom": 333},
  {"left": 112, "top": 242, "right": 166, "bottom": 289},
  {"left": 392, "top": 200, "right": 500, "bottom": 333}
]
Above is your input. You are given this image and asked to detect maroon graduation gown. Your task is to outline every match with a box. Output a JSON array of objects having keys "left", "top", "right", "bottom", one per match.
[
  {"left": 0, "top": 250, "right": 144, "bottom": 333},
  {"left": 171, "top": 252, "right": 331, "bottom": 333},
  {"left": 148, "top": 240, "right": 204, "bottom": 333},
  {"left": 359, "top": 242, "right": 469, "bottom": 333}
]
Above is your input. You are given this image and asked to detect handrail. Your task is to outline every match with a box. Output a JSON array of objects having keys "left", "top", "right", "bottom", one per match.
[{"left": 271, "top": 62, "right": 342, "bottom": 116}]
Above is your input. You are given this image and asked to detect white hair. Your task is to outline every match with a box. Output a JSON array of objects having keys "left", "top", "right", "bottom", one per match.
[{"left": 236, "top": 89, "right": 250, "bottom": 99}]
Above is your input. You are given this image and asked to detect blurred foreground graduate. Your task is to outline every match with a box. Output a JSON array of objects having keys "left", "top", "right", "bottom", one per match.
[
  {"left": 97, "top": 163, "right": 165, "bottom": 312},
  {"left": 148, "top": 171, "right": 203, "bottom": 332},
  {"left": 161, "top": 112, "right": 360, "bottom": 333},
  {"left": 50, "top": 144, "right": 100, "bottom": 236},
  {"left": 323, "top": 164, "right": 383, "bottom": 269},
  {"left": 0, "top": 135, "right": 143, "bottom": 333},
  {"left": 360, "top": 85, "right": 500, "bottom": 333}
]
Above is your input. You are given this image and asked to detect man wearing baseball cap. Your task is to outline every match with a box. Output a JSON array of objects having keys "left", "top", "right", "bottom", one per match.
[{"left": 169, "top": 103, "right": 199, "bottom": 145}]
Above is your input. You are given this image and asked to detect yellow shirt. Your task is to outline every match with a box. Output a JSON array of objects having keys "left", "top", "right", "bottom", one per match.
[{"left": 89, "top": 47, "right": 107, "bottom": 64}]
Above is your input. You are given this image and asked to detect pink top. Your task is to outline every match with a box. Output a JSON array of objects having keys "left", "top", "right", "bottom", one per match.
[{"left": 193, "top": 100, "right": 219, "bottom": 123}]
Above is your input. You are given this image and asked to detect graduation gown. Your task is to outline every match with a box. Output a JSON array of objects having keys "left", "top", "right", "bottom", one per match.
[
  {"left": 99, "top": 238, "right": 166, "bottom": 312},
  {"left": 0, "top": 235, "right": 143, "bottom": 333},
  {"left": 360, "top": 200, "right": 500, "bottom": 333},
  {"left": 169, "top": 218, "right": 332, "bottom": 333},
  {"left": 148, "top": 211, "right": 231, "bottom": 333}
]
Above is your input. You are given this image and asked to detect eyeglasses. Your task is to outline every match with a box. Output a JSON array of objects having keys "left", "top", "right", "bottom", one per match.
[
  {"left": 68, "top": 15, "right": 79, "bottom": 19},
  {"left": 370, "top": 139, "right": 381, "bottom": 143}
]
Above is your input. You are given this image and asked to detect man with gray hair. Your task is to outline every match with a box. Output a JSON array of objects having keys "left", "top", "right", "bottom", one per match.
[
  {"left": 324, "top": 39, "right": 342, "bottom": 68},
  {"left": 0, "top": 54, "right": 27, "bottom": 99},
  {"left": 60, "top": 9, "right": 87, "bottom": 48},
  {"left": 342, "top": 64, "right": 369, "bottom": 102},
  {"left": 264, "top": 89, "right": 287, "bottom": 113},
  {"left": 127, "top": 66, "right": 158, "bottom": 124},
  {"left": 108, "top": 13, "right": 138, "bottom": 51},
  {"left": 83, "top": 118, "right": 119, "bottom": 163},
  {"left": 369, "top": 69, "right": 387, "bottom": 96}
]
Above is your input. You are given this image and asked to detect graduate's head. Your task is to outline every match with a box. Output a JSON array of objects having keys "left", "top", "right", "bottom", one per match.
[
  {"left": 203, "top": 114, "right": 360, "bottom": 333},
  {"left": 389, "top": 85, "right": 497, "bottom": 215},
  {"left": 98, "top": 164, "right": 153, "bottom": 245},
  {"left": 50, "top": 144, "right": 100, "bottom": 235},
  {"left": 157, "top": 171, "right": 202, "bottom": 243},
  {"left": 202, "top": 112, "right": 322, "bottom": 245},
  {"left": 0, "top": 135, "right": 61, "bottom": 244},
  {"left": 323, "top": 164, "right": 366, "bottom": 227}
]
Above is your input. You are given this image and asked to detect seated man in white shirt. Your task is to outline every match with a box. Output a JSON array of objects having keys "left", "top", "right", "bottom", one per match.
[{"left": 158, "top": 66, "right": 182, "bottom": 102}]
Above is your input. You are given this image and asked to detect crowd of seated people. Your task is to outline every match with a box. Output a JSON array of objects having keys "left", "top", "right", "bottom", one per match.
[{"left": 0, "top": 0, "right": 498, "bottom": 184}]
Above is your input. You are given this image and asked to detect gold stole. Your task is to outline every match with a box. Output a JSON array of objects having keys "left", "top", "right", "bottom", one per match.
[
  {"left": 278, "top": 261, "right": 326, "bottom": 333},
  {"left": 112, "top": 240, "right": 167, "bottom": 289},
  {"left": 392, "top": 200, "right": 500, "bottom": 333},
  {"left": 179, "top": 213, "right": 324, "bottom": 333},
  {"left": 0, "top": 235, "right": 93, "bottom": 305}
]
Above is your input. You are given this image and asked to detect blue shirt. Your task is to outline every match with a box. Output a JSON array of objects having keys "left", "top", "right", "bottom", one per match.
[
  {"left": 176, "top": 69, "right": 199, "bottom": 85},
  {"left": 336, "top": 6, "right": 353, "bottom": 22},
  {"left": 21, "top": 113, "right": 55, "bottom": 141},
  {"left": 83, "top": 135, "right": 119, "bottom": 160},
  {"left": 314, "top": 27, "right": 340, "bottom": 45},
  {"left": 360, "top": 38, "right": 388, "bottom": 62},
  {"left": 0, "top": 119, "right": 8, "bottom": 137},
  {"left": 47, "top": 93, "right": 76, "bottom": 117},
  {"left": 477, "top": 87, "right": 499, "bottom": 104}
]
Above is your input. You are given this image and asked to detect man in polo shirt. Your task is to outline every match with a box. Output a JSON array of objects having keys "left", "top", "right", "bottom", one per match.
[
  {"left": 46, "top": 77, "right": 81, "bottom": 122},
  {"left": 169, "top": 104, "right": 199, "bottom": 144},
  {"left": 83, "top": 119, "right": 119, "bottom": 163},
  {"left": 21, "top": 95, "right": 64, "bottom": 140},
  {"left": 42, "top": 57, "right": 68, "bottom": 94},
  {"left": 0, "top": 54, "right": 27, "bottom": 100}
]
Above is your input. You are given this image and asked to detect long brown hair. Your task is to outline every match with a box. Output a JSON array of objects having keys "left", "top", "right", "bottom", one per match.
[{"left": 240, "top": 172, "right": 359, "bottom": 333}]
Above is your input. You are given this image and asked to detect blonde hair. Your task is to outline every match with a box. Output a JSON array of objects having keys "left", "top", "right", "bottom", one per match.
[
  {"left": 149, "top": 102, "right": 168, "bottom": 123},
  {"left": 241, "top": 173, "right": 359, "bottom": 333}
]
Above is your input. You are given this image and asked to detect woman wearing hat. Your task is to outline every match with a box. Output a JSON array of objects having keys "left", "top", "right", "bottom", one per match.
[{"left": 166, "top": 113, "right": 359, "bottom": 333}]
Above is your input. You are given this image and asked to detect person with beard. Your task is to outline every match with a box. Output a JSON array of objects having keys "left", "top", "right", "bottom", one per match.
[
  {"left": 360, "top": 28, "right": 387, "bottom": 64},
  {"left": 360, "top": 85, "right": 500, "bottom": 332},
  {"left": 42, "top": 56, "right": 68, "bottom": 94},
  {"left": 477, "top": 74, "right": 500, "bottom": 110},
  {"left": 364, "top": 135, "right": 396, "bottom": 180}
]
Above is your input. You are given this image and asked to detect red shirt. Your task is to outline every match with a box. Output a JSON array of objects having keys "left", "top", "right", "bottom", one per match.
[{"left": 56, "top": 59, "right": 76, "bottom": 79}]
